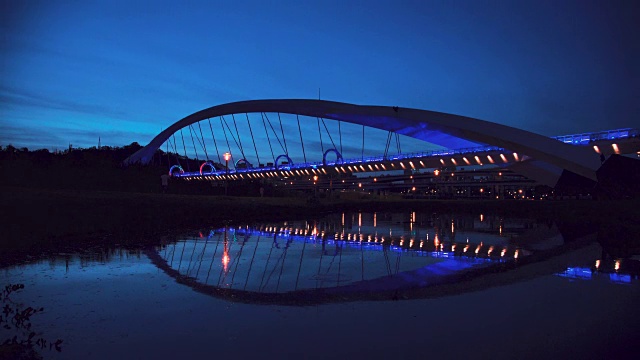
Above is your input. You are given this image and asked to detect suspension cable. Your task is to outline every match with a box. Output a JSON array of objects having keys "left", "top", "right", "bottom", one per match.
[
  {"left": 263, "top": 113, "right": 286, "bottom": 153},
  {"left": 220, "top": 116, "right": 233, "bottom": 165},
  {"left": 171, "top": 134, "right": 181, "bottom": 166},
  {"left": 338, "top": 120, "right": 343, "bottom": 155},
  {"left": 179, "top": 129, "right": 190, "bottom": 172},
  {"left": 320, "top": 118, "right": 338, "bottom": 150},
  {"left": 361, "top": 125, "right": 365, "bottom": 160},
  {"left": 231, "top": 114, "right": 245, "bottom": 157},
  {"left": 296, "top": 114, "right": 307, "bottom": 163},
  {"left": 277, "top": 113, "right": 288, "bottom": 154},
  {"left": 197, "top": 121, "right": 209, "bottom": 161},
  {"left": 188, "top": 125, "right": 200, "bottom": 161},
  {"left": 261, "top": 113, "right": 276, "bottom": 163},
  {"left": 207, "top": 118, "right": 222, "bottom": 164},
  {"left": 246, "top": 113, "right": 261, "bottom": 166},
  {"left": 190, "top": 123, "right": 208, "bottom": 161},
  {"left": 221, "top": 115, "right": 247, "bottom": 161},
  {"left": 384, "top": 131, "right": 392, "bottom": 159},
  {"left": 317, "top": 117, "right": 324, "bottom": 154}
]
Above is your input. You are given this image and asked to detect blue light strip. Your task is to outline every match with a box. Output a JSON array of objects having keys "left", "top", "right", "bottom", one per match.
[{"left": 175, "top": 127, "right": 638, "bottom": 178}]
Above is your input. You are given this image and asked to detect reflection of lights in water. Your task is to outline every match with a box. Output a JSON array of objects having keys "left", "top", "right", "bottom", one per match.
[
  {"left": 615, "top": 260, "right": 620, "bottom": 271},
  {"left": 400, "top": 238, "right": 404, "bottom": 246},
  {"left": 409, "top": 239, "right": 414, "bottom": 248},
  {"left": 487, "top": 246, "right": 494, "bottom": 256},
  {"left": 452, "top": 244, "right": 456, "bottom": 251},
  {"left": 341, "top": 213, "right": 345, "bottom": 227},
  {"left": 222, "top": 252, "right": 230, "bottom": 271},
  {"left": 501, "top": 248, "right": 506, "bottom": 257},
  {"left": 373, "top": 213, "right": 377, "bottom": 228},
  {"left": 499, "top": 225, "right": 503, "bottom": 236},
  {"left": 358, "top": 213, "right": 362, "bottom": 227},
  {"left": 463, "top": 245, "right": 469, "bottom": 253},
  {"left": 420, "top": 240, "right": 424, "bottom": 248},
  {"left": 451, "top": 220, "right": 455, "bottom": 233},
  {"left": 595, "top": 260, "right": 600, "bottom": 269},
  {"left": 514, "top": 250, "right": 519, "bottom": 259},
  {"left": 475, "top": 245, "right": 480, "bottom": 254}
]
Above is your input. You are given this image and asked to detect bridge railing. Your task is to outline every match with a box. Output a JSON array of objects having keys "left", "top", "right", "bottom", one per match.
[{"left": 552, "top": 127, "right": 638, "bottom": 145}]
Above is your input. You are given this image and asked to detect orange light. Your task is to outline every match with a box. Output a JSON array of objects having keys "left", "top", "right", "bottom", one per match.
[
  {"left": 487, "top": 155, "right": 495, "bottom": 164},
  {"left": 500, "top": 154, "right": 508, "bottom": 163},
  {"left": 223, "top": 152, "right": 231, "bottom": 161},
  {"left": 593, "top": 145, "right": 600, "bottom": 154},
  {"left": 612, "top": 143, "right": 620, "bottom": 154},
  {"left": 440, "top": 159, "right": 445, "bottom": 165},
  {"left": 434, "top": 169, "right": 440, "bottom": 176},
  {"left": 474, "top": 156, "right": 482, "bottom": 165},
  {"left": 451, "top": 158, "right": 458, "bottom": 165},
  {"left": 513, "top": 152, "right": 519, "bottom": 161},
  {"left": 462, "top": 157, "right": 470, "bottom": 165}
]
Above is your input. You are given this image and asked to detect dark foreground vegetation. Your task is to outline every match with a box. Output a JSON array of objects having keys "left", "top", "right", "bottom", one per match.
[{"left": 1, "top": 144, "right": 639, "bottom": 266}]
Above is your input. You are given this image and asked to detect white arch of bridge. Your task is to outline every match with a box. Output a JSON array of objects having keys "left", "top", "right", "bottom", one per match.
[{"left": 124, "top": 99, "right": 601, "bottom": 182}]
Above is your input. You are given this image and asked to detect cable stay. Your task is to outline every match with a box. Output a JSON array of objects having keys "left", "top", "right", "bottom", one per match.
[
  {"left": 260, "top": 113, "right": 276, "bottom": 164},
  {"left": 221, "top": 115, "right": 247, "bottom": 162},
  {"left": 197, "top": 122, "right": 210, "bottom": 161},
  {"left": 361, "top": 125, "right": 365, "bottom": 160},
  {"left": 320, "top": 118, "right": 339, "bottom": 152},
  {"left": 246, "top": 114, "right": 261, "bottom": 167},
  {"left": 230, "top": 114, "right": 246, "bottom": 159},
  {"left": 262, "top": 113, "right": 287, "bottom": 155},
  {"left": 294, "top": 238, "right": 308, "bottom": 291},
  {"left": 179, "top": 129, "right": 190, "bottom": 172},
  {"left": 207, "top": 118, "right": 222, "bottom": 164},
  {"left": 190, "top": 124, "right": 208, "bottom": 161},
  {"left": 219, "top": 116, "right": 234, "bottom": 166},
  {"left": 395, "top": 133, "right": 402, "bottom": 154},
  {"left": 383, "top": 131, "right": 393, "bottom": 159},
  {"left": 187, "top": 125, "right": 200, "bottom": 162},
  {"left": 296, "top": 114, "right": 307, "bottom": 163},
  {"left": 277, "top": 113, "right": 288, "bottom": 155},
  {"left": 317, "top": 117, "right": 324, "bottom": 154},
  {"left": 194, "top": 235, "right": 211, "bottom": 279},
  {"left": 204, "top": 233, "right": 223, "bottom": 285},
  {"left": 243, "top": 234, "right": 262, "bottom": 291},
  {"left": 338, "top": 120, "right": 343, "bottom": 155}
]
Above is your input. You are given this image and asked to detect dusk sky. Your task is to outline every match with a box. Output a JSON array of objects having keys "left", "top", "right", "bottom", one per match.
[{"left": 1, "top": 0, "right": 639, "bottom": 155}]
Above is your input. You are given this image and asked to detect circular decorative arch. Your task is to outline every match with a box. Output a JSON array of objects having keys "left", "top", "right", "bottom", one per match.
[
  {"left": 234, "top": 158, "right": 253, "bottom": 169},
  {"left": 323, "top": 148, "right": 344, "bottom": 166},
  {"left": 169, "top": 165, "right": 184, "bottom": 176},
  {"left": 274, "top": 154, "right": 293, "bottom": 170},
  {"left": 125, "top": 99, "right": 601, "bottom": 183},
  {"left": 199, "top": 161, "right": 216, "bottom": 175}
]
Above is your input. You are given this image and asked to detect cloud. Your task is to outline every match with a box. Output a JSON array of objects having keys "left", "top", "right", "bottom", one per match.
[{"left": 0, "top": 85, "right": 128, "bottom": 119}]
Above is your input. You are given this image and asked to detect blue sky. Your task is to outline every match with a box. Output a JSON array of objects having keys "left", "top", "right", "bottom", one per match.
[{"left": 1, "top": 0, "right": 639, "bottom": 158}]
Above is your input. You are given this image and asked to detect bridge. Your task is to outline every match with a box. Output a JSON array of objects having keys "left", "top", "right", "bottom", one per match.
[{"left": 125, "top": 99, "right": 640, "bottom": 189}]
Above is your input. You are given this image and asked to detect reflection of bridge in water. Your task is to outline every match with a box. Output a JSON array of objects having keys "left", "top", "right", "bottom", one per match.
[
  {"left": 144, "top": 214, "right": 547, "bottom": 304},
  {"left": 125, "top": 100, "right": 640, "bottom": 191}
]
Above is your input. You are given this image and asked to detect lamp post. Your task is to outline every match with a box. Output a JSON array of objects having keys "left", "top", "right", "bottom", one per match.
[{"left": 223, "top": 152, "right": 231, "bottom": 195}]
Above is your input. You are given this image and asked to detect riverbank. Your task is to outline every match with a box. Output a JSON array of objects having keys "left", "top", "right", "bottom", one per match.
[{"left": 2, "top": 186, "right": 639, "bottom": 265}]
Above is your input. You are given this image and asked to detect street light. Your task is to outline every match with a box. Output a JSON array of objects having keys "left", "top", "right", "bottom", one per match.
[{"left": 223, "top": 152, "right": 231, "bottom": 195}]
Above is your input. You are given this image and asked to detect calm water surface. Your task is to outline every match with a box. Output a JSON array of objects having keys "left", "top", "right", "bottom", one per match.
[{"left": 2, "top": 212, "right": 639, "bottom": 359}]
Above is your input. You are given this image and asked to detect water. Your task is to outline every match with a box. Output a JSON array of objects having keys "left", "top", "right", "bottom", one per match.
[{"left": 2, "top": 212, "right": 639, "bottom": 359}]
